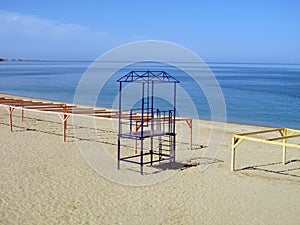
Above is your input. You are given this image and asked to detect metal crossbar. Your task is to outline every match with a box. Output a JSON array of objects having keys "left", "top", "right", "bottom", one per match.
[{"left": 231, "top": 128, "right": 300, "bottom": 171}]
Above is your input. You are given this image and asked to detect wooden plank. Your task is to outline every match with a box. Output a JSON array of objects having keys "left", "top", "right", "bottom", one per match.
[
  {"left": 267, "top": 134, "right": 300, "bottom": 141},
  {"left": 287, "top": 128, "right": 300, "bottom": 133},
  {"left": 282, "top": 128, "right": 287, "bottom": 165},
  {"left": 27, "top": 105, "right": 71, "bottom": 110},
  {"left": 0, "top": 98, "right": 22, "bottom": 102},
  {"left": 22, "top": 102, "right": 52, "bottom": 106},
  {"left": 234, "top": 134, "right": 283, "bottom": 146},
  {"left": 0, "top": 98, "right": 14, "bottom": 101},
  {"left": 24, "top": 104, "right": 70, "bottom": 109},
  {"left": 285, "top": 143, "right": 300, "bottom": 149},
  {"left": 1, "top": 96, "right": 195, "bottom": 144},
  {"left": 231, "top": 136, "right": 236, "bottom": 171},
  {"left": 236, "top": 128, "right": 283, "bottom": 136},
  {"left": 0, "top": 100, "right": 24, "bottom": 104}
]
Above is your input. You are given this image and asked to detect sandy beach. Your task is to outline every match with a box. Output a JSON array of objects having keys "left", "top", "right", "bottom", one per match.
[{"left": 0, "top": 93, "right": 299, "bottom": 225}]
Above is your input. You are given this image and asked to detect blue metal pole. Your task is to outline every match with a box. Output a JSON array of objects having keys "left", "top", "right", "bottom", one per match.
[
  {"left": 173, "top": 83, "right": 177, "bottom": 162},
  {"left": 141, "top": 82, "right": 145, "bottom": 174},
  {"left": 150, "top": 81, "right": 154, "bottom": 165},
  {"left": 117, "top": 82, "right": 122, "bottom": 170}
]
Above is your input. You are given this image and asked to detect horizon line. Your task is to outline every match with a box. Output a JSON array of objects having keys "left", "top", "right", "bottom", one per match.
[{"left": 1, "top": 58, "right": 300, "bottom": 65}]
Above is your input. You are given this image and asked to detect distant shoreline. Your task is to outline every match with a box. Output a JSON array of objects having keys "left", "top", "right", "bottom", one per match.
[{"left": 0, "top": 58, "right": 27, "bottom": 62}]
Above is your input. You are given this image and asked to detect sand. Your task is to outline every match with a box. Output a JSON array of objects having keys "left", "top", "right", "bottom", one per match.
[{"left": 0, "top": 93, "right": 299, "bottom": 225}]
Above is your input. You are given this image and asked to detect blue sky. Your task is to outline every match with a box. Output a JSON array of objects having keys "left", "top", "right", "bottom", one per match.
[{"left": 1, "top": 0, "right": 299, "bottom": 62}]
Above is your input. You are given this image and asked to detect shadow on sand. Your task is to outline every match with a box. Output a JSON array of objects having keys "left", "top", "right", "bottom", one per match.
[{"left": 237, "top": 159, "right": 300, "bottom": 178}]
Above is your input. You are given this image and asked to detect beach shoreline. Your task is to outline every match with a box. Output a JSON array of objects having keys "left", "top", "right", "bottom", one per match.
[
  {"left": 0, "top": 91, "right": 285, "bottom": 130},
  {"left": 0, "top": 93, "right": 299, "bottom": 224}
]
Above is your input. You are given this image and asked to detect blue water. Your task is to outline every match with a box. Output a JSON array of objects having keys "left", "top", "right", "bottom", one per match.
[{"left": 0, "top": 61, "right": 299, "bottom": 129}]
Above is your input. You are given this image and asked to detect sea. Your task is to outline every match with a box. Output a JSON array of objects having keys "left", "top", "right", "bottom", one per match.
[{"left": 0, "top": 60, "right": 299, "bottom": 129}]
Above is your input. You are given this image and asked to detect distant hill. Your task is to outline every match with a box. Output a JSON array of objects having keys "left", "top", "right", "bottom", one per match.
[{"left": 0, "top": 58, "right": 27, "bottom": 62}]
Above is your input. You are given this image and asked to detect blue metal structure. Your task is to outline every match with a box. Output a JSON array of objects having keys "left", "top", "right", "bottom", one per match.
[{"left": 117, "top": 71, "right": 179, "bottom": 174}]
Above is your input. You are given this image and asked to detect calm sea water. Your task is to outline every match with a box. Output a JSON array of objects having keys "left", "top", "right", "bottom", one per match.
[{"left": 0, "top": 61, "right": 299, "bottom": 129}]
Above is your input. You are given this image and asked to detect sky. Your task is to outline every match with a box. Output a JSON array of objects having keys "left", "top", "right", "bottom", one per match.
[{"left": 0, "top": 0, "right": 299, "bottom": 62}]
